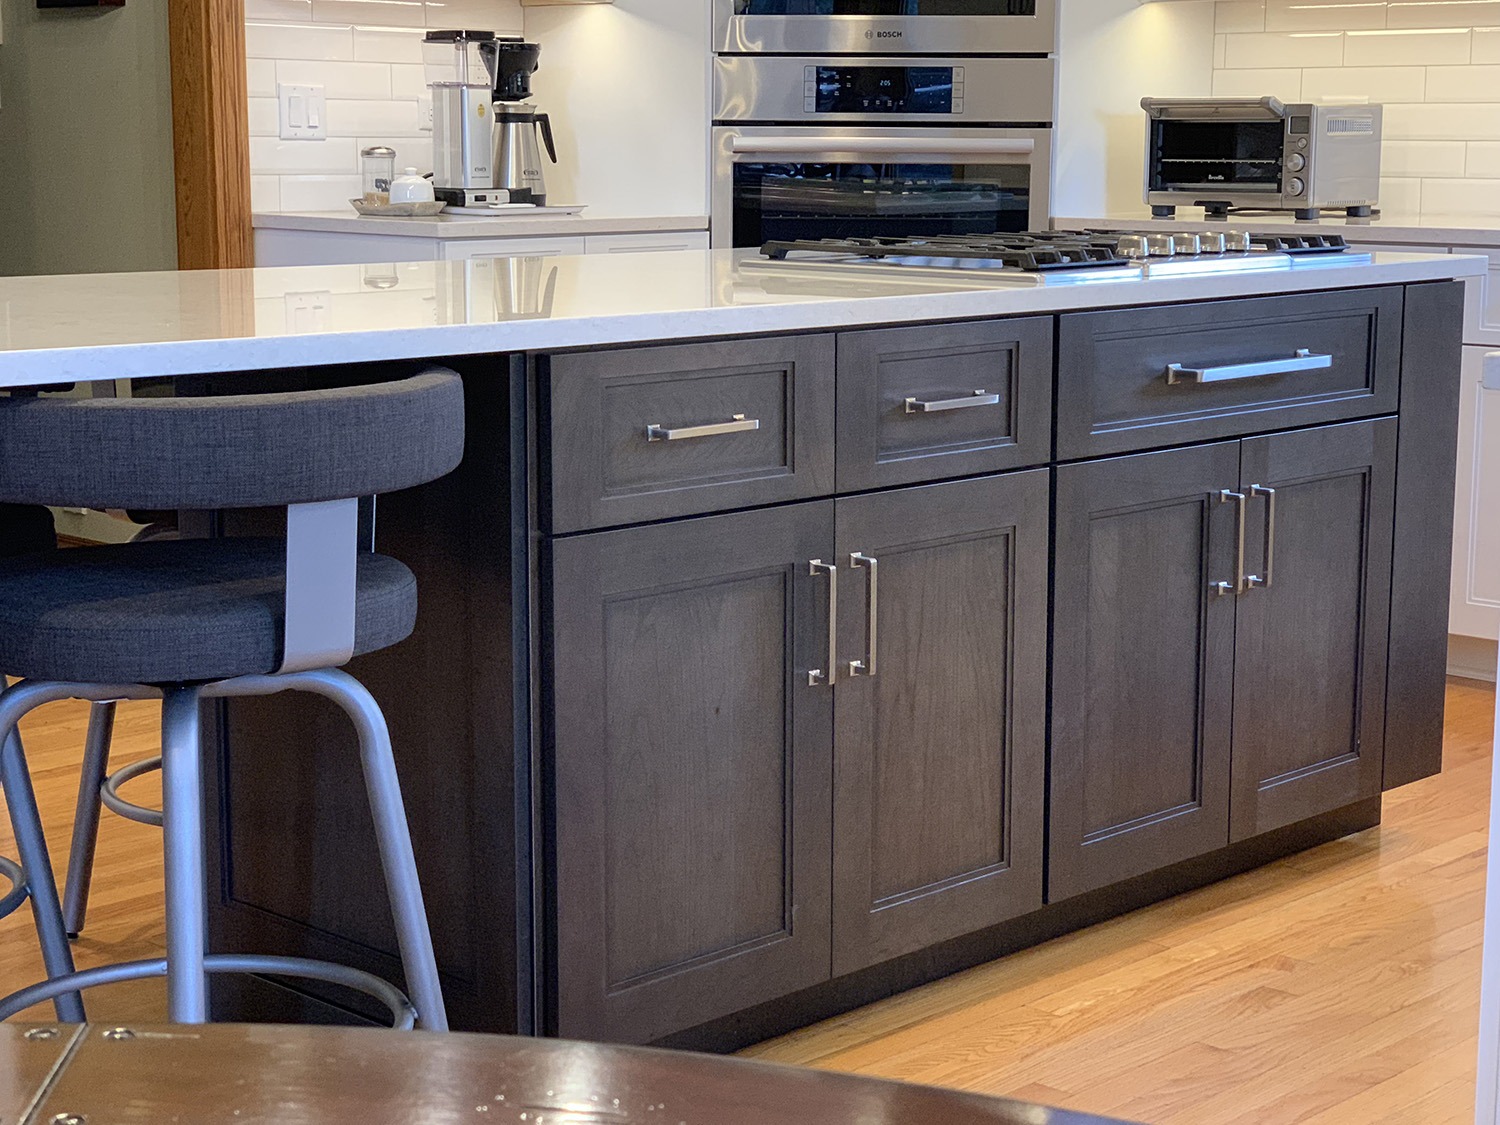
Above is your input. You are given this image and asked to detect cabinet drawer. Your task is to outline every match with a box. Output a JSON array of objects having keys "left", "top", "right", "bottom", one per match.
[
  {"left": 1057, "top": 287, "right": 1403, "bottom": 459},
  {"left": 835, "top": 317, "right": 1053, "bottom": 490},
  {"left": 543, "top": 336, "right": 836, "bottom": 532}
]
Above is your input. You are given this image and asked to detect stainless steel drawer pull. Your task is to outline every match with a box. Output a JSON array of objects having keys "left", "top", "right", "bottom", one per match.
[
  {"left": 1248, "top": 485, "right": 1277, "bottom": 590},
  {"left": 1213, "top": 490, "right": 1248, "bottom": 597},
  {"left": 1165, "top": 349, "right": 1333, "bottom": 385},
  {"left": 904, "top": 389, "right": 1002, "bottom": 414},
  {"left": 809, "top": 560, "right": 838, "bottom": 688},
  {"left": 645, "top": 414, "right": 761, "bottom": 442},
  {"left": 849, "top": 553, "right": 878, "bottom": 678}
]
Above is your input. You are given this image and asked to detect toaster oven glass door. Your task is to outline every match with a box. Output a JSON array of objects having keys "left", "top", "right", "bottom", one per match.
[{"left": 1149, "top": 120, "right": 1285, "bottom": 194}]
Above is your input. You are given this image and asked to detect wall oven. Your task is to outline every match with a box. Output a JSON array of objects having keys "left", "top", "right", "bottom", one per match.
[
  {"left": 712, "top": 56, "right": 1053, "bottom": 247},
  {"left": 714, "top": 0, "right": 1058, "bottom": 58}
]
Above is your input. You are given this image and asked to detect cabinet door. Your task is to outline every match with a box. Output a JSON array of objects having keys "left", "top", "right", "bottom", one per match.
[
  {"left": 1450, "top": 346, "right": 1500, "bottom": 641},
  {"left": 1230, "top": 418, "right": 1396, "bottom": 841},
  {"left": 1050, "top": 443, "right": 1239, "bottom": 902},
  {"left": 549, "top": 502, "right": 834, "bottom": 1044},
  {"left": 831, "top": 471, "right": 1048, "bottom": 975}
]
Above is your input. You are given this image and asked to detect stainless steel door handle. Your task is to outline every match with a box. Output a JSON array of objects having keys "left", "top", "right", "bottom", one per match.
[
  {"left": 809, "top": 559, "right": 838, "bottom": 687},
  {"left": 1213, "top": 490, "right": 1248, "bottom": 597},
  {"left": 1248, "top": 485, "right": 1277, "bottom": 590},
  {"left": 1165, "top": 349, "right": 1333, "bottom": 385},
  {"left": 848, "top": 553, "right": 878, "bottom": 678},
  {"left": 645, "top": 414, "right": 761, "bottom": 442},
  {"left": 903, "top": 390, "right": 1002, "bottom": 414}
]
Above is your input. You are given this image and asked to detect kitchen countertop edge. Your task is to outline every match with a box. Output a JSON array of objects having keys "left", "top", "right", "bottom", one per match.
[{"left": 252, "top": 211, "right": 711, "bottom": 239}]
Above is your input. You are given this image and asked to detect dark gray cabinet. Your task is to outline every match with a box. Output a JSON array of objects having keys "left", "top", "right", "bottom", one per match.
[
  {"left": 548, "top": 502, "right": 835, "bottom": 1043},
  {"left": 1049, "top": 442, "right": 1239, "bottom": 902},
  {"left": 831, "top": 471, "right": 1049, "bottom": 976},
  {"left": 1230, "top": 418, "right": 1396, "bottom": 841},
  {"left": 1050, "top": 417, "right": 1400, "bottom": 901}
]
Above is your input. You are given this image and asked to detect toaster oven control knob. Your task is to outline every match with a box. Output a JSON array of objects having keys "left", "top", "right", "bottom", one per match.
[
  {"left": 1146, "top": 233, "right": 1176, "bottom": 257},
  {"left": 1286, "top": 152, "right": 1306, "bottom": 173},
  {"left": 1288, "top": 176, "right": 1307, "bottom": 197}
]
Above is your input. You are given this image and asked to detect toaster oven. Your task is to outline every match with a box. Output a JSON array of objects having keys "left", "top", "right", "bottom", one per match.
[{"left": 1142, "top": 97, "right": 1382, "bottom": 220}]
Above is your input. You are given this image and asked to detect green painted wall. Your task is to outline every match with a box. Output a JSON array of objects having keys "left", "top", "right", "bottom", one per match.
[{"left": 0, "top": 0, "right": 177, "bottom": 277}]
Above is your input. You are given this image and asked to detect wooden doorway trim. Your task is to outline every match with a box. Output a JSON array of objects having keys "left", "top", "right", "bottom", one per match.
[{"left": 167, "top": 0, "right": 253, "bottom": 270}]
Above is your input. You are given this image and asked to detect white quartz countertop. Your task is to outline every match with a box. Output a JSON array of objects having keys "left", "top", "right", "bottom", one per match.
[
  {"left": 0, "top": 248, "right": 1482, "bottom": 389},
  {"left": 1057, "top": 211, "right": 1500, "bottom": 249},
  {"left": 251, "top": 210, "right": 709, "bottom": 240}
]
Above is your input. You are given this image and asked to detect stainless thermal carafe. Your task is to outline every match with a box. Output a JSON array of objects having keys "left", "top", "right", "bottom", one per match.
[{"left": 495, "top": 104, "right": 556, "bottom": 206}]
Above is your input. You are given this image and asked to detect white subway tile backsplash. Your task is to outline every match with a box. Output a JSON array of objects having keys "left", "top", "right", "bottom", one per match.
[
  {"left": 1215, "top": 33, "right": 1227, "bottom": 69},
  {"left": 1343, "top": 28, "right": 1472, "bottom": 66},
  {"left": 1427, "top": 65, "right": 1500, "bottom": 102},
  {"left": 313, "top": 0, "right": 426, "bottom": 26},
  {"left": 1265, "top": 0, "right": 1385, "bottom": 32},
  {"left": 1300, "top": 66, "right": 1423, "bottom": 104},
  {"left": 1384, "top": 102, "right": 1500, "bottom": 141},
  {"left": 251, "top": 136, "right": 360, "bottom": 174},
  {"left": 427, "top": 0, "right": 524, "bottom": 33},
  {"left": 1215, "top": 1, "right": 1266, "bottom": 33},
  {"left": 390, "top": 63, "right": 427, "bottom": 100},
  {"left": 1478, "top": 28, "right": 1500, "bottom": 63},
  {"left": 352, "top": 27, "right": 426, "bottom": 63},
  {"left": 248, "top": 97, "right": 281, "bottom": 137},
  {"left": 1382, "top": 139, "right": 1469, "bottom": 177},
  {"left": 251, "top": 175, "right": 283, "bottom": 213},
  {"left": 359, "top": 136, "right": 433, "bottom": 172},
  {"left": 246, "top": 58, "right": 278, "bottom": 97},
  {"left": 245, "top": 0, "right": 313, "bottom": 19},
  {"left": 276, "top": 59, "right": 393, "bottom": 99},
  {"left": 1211, "top": 67, "right": 1300, "bottom": 98},
  {"left": 1469, "top": 143, "right": 1500, "bottom": 178},
  {"left": 1223, "top": 32, "right": 1344, "bottom": 70},
  {"left": 326, "top": 99, "right": 423, "bottom": 136},
  {"left": 246, "top": 21, "right": 353, "bottom": 61},
  {"left": 1378, "top": 176, "right": 1423, "bottom": 212},
  {"left": 1420, "top": 178, "right": 1500, "bottom": 214},
  {"left": 1386, "top": 0, "right": 1500, "bottom": 29},
  {"left": 279, "top": 175, "right": 367, "bottom": 212}
]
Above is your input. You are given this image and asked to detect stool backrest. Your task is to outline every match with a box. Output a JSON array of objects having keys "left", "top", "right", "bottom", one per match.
[{"left": 0, "top": 370, "right": 464, "bottom": 510}]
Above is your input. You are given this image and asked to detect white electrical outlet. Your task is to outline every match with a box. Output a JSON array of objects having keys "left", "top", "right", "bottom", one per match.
[
  {"left": 418, "top": 95, "right": 433, "bottom": 132},
  {"left": 278, "top": 83, "right": 327, "bottom": 141}
]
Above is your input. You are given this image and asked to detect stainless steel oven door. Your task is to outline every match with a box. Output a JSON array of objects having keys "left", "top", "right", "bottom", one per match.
[
  {"left": 713, "top": 0, "right": 1058, "bottom": 57},
  {"left": 712, "top": 125, "right": 1052, "bottom": 248}
]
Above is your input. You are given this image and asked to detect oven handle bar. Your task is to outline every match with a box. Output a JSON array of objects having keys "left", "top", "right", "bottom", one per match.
[{"left": 728, "top": 136, "right": 1036, "bottom": 159}]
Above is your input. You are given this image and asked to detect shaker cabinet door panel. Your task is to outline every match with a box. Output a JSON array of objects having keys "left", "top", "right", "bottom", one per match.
[
  {"left": 831, "top": 471, "right": 1049, "bottom": 975},
  {"left": 1230, "top": 418, "right": 1396, "bottom": 840},
  {"left": 1049, "top": 443, "right": 1240, "bottom": 902},
  {"left": 549, "top": 502, "right": 835, "bottom": 1044}
]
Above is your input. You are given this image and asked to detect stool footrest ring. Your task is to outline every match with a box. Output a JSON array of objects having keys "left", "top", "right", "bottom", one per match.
[
  {"left": 100, "top": 755, "right": 164, "bottom": 827},
  {"left": 0, "top": 954, "right": 419, "bottom": 1029},
  {"left": 0, "top": 856, "right": 27, "bottom": 921}
]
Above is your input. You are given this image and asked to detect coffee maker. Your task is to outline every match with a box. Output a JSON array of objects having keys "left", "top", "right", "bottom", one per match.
[
  {"left": 491, "top": 38, "right": 557, "bottom": 206},
  {"left": 424, "top": 30, "right": 508, "bottom": 210}
]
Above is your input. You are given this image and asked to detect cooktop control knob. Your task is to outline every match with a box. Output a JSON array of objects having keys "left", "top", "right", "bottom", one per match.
[
  {"left": 1286, "top": 152, "right": 1306, "bottom": 173},
  {"left": 1224, "top": 230, "right": 1252, "bottom": 252},
  {"left": 1171, "top": 233, "right": 1201, "bottom": 255},
  {"left": 1146, "top": 233, "right": 1176, "bottom": 257},
  {"left": 1117, "top": 234, "right": 1151, "bottom": 260},
  {"left": 1288, "top": 176, "right": 1307, "bottom": 196},
  {"left": 1198, "top": 232, "right": 1227, "bottom": 254}
]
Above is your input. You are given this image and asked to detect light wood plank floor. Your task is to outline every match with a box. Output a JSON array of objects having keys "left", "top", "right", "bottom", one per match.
[{"left": 0, "top": 681, "right": 1493, "bottom": 1123}]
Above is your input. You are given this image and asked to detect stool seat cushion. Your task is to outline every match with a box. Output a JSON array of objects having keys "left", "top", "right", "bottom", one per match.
[{"left": 0, "top": 539, "right": 416, "bottom": 684}]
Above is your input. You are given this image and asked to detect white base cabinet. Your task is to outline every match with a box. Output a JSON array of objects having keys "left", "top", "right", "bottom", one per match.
[
  {"left": 254, "top": 227, "right": 709, "bottom": 268},
  {"left": 1452, "top": 346, "right": 1500, "bottom": 643}
]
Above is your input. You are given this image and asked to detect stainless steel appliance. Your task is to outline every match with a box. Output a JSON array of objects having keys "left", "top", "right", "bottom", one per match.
[
  {"left": 492, "top": 38, "right": 557, "bottom": 206},
  {"left": 425, "top": 30, "right": 505, "bottom": 210},
  {"left": 712, "top": 56, "right": 1054, "bottom": 247},
  {"left": 713, "top": 0, "right": 1057, "bottom": 57},
  {"left": 741, "top": 228, "right": 1368, "bottom": 287},
  {"left": 1142, "top": 97, "right": 1383, "bottom": 221}
]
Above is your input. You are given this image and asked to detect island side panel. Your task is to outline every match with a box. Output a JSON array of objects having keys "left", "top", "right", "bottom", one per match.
[{"left": 1385, "top": 281, "right": 1466, "bottom": 790}]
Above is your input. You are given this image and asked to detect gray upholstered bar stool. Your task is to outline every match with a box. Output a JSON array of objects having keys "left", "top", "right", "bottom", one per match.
[{"left": 0, "top": 370, "right": 463, "bottom": 1029}]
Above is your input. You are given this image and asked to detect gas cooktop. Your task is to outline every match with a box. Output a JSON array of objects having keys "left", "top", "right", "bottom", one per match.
[{"left": 752, "top": 229, "right": 1368, "bottom": 286}]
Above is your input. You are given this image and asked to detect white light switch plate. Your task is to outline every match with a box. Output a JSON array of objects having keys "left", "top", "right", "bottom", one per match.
[
  {"left": 285, "top": 291, "right": 331, "bottom": 334},
  {"left": 278, "top": 83, "right": 327, "bottom": 141}
]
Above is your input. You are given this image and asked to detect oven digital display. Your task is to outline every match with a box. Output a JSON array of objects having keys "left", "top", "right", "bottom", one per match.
[{"left": 813, "top": 66, "right": 956, "bottom": 114}]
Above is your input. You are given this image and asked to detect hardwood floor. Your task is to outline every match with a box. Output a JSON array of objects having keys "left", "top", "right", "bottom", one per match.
[{"left": 0, "top": 681, "right": 1493, "bottom": 1122}]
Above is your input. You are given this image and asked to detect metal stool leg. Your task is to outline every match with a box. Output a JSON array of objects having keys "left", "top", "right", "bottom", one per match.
[
  {"left": 0, "top": 688, "right": 84, "bottom": 1022},
  {"left": 62, "top": 700, "right": 116, "bottom": 938},
  {"left": 160, "top": 686, "right": 208, "bottom": 1023},
  {"left": 308, "top": 669, "right": 448, "bottom": 1032}
]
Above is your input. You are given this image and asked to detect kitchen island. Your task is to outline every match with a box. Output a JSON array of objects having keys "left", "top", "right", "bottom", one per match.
[{"left": 0, "top": 246, "right": 1483, "bottom": 1048}]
